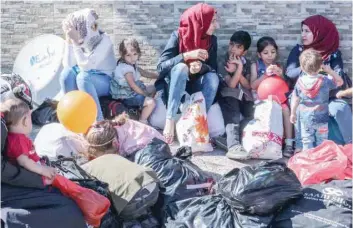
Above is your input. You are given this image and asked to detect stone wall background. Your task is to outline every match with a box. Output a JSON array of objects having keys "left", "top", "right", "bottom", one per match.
[{"left": 1, "top": 1, "right": 352, "bottom": 76}]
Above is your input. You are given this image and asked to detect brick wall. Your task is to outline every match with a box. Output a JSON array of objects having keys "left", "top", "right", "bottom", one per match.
[{"left": 1, "top": 1, "right": 352, "bottom": 77}]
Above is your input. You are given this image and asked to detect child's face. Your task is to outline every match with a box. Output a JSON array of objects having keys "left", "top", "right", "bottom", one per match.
[
  {"left": 228, "top": 42, "right": 247, "bottom": 57},
  {"left": 301, "top": 24, "right": 314, "bottom": 46},
  {"left": 124, "top": 45, "right": 139, "bottom": 65},
  {"left": 258, "top": 45, "right": 277, "bottom": 65}
]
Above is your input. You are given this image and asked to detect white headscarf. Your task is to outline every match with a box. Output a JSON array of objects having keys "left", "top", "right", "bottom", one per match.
[{"left": 65, "top": 8, "right": 103, "bottom": 52}]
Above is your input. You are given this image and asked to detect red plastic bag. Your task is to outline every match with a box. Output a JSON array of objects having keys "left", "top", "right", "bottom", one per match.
[
  {"left": 52, "top": 175, "right": 110, "bottom": 227},
  {"left": 343, "top": 144, "right": 352, "bottom": 179},
  {"left": 288, "top": 140, "right": 350, "bottom": 185}
]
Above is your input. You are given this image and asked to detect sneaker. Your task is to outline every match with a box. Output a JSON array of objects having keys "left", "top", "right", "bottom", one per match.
[
  {"left": 212, "top": 134, "right": 227, "bottom": 151},
  {"left": 226, "top": 144, "right": 249, "bottom": 160},
  {"left": 283, "top": 145, "right": 294, "bottom": 158}
]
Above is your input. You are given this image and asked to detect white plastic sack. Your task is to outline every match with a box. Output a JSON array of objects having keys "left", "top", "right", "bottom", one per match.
[
  {"left": 207, "top": 102, "right": 225, "bottom": 137},
  {"left": 242, "top": 97, "right": 283, "bottom": 159},
  {"left": 149, "top": 92, "right": 166, "bottom": 130},
  {"left": 149, "top": 91, "right": 185, "bottom": 130},
  {"left": 34, "top": 123, "right": 86, "bottom": 160},
  {"left": 176, "top": 92, "right": 213, "bottom": 152}
]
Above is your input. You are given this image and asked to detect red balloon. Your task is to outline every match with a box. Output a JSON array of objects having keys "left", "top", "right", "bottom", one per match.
[{"left": 257, "top": 76, "right": 289, "bottom": 103}]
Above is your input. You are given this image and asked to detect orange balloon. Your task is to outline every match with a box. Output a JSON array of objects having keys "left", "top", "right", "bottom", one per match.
[{"left": 57, "top": 91, "right": 97, "bottom": 133}]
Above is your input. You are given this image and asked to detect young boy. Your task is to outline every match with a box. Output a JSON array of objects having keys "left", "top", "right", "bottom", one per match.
[
  {"left": 290, "top": 49, "right": 343, "bottom": 150},
  {"left": 1, "top": 98, "right": 56, "bottom": 183},
  {"left": 214, "top": 31, "right": 254, "bottom": 160}
]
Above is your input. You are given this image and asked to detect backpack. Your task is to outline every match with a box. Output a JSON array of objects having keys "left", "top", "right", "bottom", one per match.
[
  {"left": 31, "top": 99, "right": 59, "bottom": 126},
  {"left": 100, "top": 96, "right": 140, "bottom": 120}
]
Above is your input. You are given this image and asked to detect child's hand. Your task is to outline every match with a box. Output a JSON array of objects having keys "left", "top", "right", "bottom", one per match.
[
  {"left": 43, "top": 176, "right": 54, "bottom": 186},
  {"left": 189, "top": 61, "right": 202, "bottom": 74},
  {"left": 228, "top": 54, "right": 243, "bottom": 67},
  {"left": 225, "top": 62, "right": 237, "bottom": 74},
  {"left": 41, "top": 166, "right": 57, "bottom": 179},
  {"left": 290, "top": 114, "right": 297, "bottom": 124},
  {"left": 266, "top": 65, "right": 282, "bottom": 76}
]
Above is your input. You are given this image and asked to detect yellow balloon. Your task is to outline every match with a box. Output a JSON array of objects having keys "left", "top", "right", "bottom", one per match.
[{"left": 57, "top": 91, "right": 97, "bottom": 133}]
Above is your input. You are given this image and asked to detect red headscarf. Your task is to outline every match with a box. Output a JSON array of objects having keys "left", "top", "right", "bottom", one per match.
[
  {"left": 178, "top": 3, "right": 216, "bottom": 54},
  {"left": 302, "top": 15, "right": 339, "bottom": 60}
]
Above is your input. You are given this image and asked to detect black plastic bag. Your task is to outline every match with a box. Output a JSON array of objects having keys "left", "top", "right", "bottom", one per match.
[
  {"left": 273, "top": 180, "right": 352, "bottom": 228},
  {"left": 217, "top": 159, "right": 302, "bottom": 215},
  {"left": 31, "top": 99, "right": 58, "bottom": 126},
  {"left": 134, "top": 138, "right": 214, "bottom": 205},
  {"left": 100, "top": 96, "right": 140, "bottom": 120},
  {"left": 165, "top": 195, "right": 274, "bottom": 228}
]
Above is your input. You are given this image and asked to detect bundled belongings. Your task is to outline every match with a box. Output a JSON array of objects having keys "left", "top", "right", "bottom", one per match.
[
  {"left": 241, "top": 98, "right": 283, "bottom": 160},
  {"left": 274, "top": 180, "right": 352, "bottom": 228},
  {"left": 52, "top": 175, "right": 111, "bottom": 227},
  {"left": 34, "top": 123, "right": 86, "bottom": 160},
  {"left": 31, "top": 98, "right": 59, "bottom": 126},
  {"left": 165, "top": 195, "right": 274, "bottom": 228},
  {"left": 81, "top": 154, "right": 160, "bottom": 221},
  {"left": 217, "top": 159, "right": 302, "bottom": 215},
  {"left": 45, "top": 156, "right": 120, "bottom": 228},
  {"left": 176, "top": 92, "right": 213, "bottom": 152},
  {"left": 165, "top": 160, "right": 302, "bottom": 228},
  {"left": 288, "top": 140, "right": 352, "bottom": 185},
  {"left": 134, "top": 138, "right": 214, "bottom": 223},
  {"left": 100, "top": 96, "right": 140, "bottom": 120}
]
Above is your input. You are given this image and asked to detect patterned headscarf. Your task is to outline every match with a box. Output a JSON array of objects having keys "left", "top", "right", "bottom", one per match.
[{"left": 65, "top": 8, "right": 103, "bottom": 52}]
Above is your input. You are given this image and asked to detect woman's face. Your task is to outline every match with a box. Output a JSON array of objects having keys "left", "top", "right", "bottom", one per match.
[
  {"left": 301, "top": 24, "right": 314, "bottom": 45},
  {"left": 206, "top": 14, "right": 219, "bottom": 35}
]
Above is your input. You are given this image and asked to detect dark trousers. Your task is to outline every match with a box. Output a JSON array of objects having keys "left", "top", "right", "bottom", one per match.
[
  {"left": 1, "top": 184, "right": 86, "bottom": 228},
  {"left": 218, "top": 96, "right": 254, "bottom": 126}
]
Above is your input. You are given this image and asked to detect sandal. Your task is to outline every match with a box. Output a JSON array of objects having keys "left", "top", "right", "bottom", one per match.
[
  {"left": 163, "top": 119, "right": 175, "bottom": 145},
  {"left": 163, "top": 132, "right": 174, "bottom": 145}
]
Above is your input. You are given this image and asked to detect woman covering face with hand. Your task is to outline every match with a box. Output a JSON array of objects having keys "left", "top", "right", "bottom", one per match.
[
  {"left": 155, "top": 3, "right": 220, "bottom": 144},
  {"left": 60, "top": 9, "right": 116, "bottom": 121}
]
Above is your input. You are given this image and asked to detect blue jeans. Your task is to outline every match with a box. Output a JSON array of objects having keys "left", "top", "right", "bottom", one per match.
[
  {"left": 329, "top": 99, "right": 352, "bottom": 144},
  {"left": 300, "top": 120, "right": 328, "bottom": 150},
  {"left": 166, "top": 63, "right": 219, "bottom": 120},
  {"left": 60, "top": 66, "right": 111, "bottom": 121}
]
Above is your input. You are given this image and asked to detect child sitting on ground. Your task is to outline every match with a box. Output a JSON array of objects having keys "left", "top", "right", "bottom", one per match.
[
  {"left": 84, "top": 114, "right": 165, "bottom": 159},
  {"left": 214, "top": 31, "right": 254, "bottom": 160},
  {"left": 110, "top": 38, "right": 158, "bottom": 125},
  {"left": 1, "top": 98, "right": 56, "bottom": 184},
  {"left": 250, "top": 36, "right": 295, "bottom": 157},
  {"left": 290, "top": 49, "right": 343, "bottom": 151}
]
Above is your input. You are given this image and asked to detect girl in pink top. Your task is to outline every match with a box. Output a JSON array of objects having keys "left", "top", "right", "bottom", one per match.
[{"left": 84, "top": 114, "right": 165, "bottom": 158}]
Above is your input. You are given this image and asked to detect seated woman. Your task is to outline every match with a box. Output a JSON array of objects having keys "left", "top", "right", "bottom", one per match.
[
  {"left": 155, "top": 3, "right": 220, "bottom": 144},
  {"left": 286, "top": 15, "right": 352, "bottom": 146},
  {"left": 60, "top": 8, "right": 116, "bottom": 121}
]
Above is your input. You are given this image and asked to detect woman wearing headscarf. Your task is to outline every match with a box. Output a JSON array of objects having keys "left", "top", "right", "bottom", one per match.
[
  {"left": 155, "top": 3, "right": 220, "bottom": 144},
  {"left": 60, "top": 9, "right": 116, "bottom": 121},
  {"left": 286, "top": 15, "right": 352, "bottom": 147}
]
